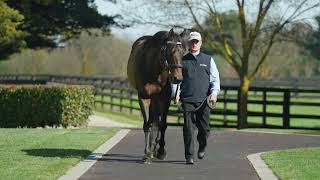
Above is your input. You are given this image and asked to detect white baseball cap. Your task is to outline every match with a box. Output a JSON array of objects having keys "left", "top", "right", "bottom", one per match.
[{"left": 188, "top": 31, "right": 202, "bottom": 41}]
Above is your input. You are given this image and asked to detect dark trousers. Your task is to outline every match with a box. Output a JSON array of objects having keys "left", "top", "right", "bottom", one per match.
[{"left": 182, "top": 102, "right": 211, "bottom": 159}]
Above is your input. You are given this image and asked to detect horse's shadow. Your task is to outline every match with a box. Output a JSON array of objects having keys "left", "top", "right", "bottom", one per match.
[
  {"left": 22, "top": 148, "right": 91, "bottom": 158},
  {"left": 99, "top": 153, "right": 186, "bottom": 164}
]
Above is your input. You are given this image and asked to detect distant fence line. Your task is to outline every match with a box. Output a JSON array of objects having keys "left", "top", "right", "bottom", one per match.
[
  {"left": 1, "top": 74, "right": 320, "bottom": 89},
  {"left": 1, "top": 74, "right": 320, "bottom": 130}
]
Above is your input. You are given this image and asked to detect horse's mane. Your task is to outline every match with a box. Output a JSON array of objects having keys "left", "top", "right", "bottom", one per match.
[{"left": 143, "top": 31, "right": 168, "bottom": 48}]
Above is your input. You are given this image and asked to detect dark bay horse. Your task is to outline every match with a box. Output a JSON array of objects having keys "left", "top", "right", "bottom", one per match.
[{"left": 127, "top": 28, "right": 187, "bottom": 164}]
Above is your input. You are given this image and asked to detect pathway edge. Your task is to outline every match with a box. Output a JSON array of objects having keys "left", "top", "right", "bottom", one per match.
[
  {"left": 247, "top": 152, "right": 279, "bottom": 180},
  {"left": 58, "top": 129, "right": 130, "bottom": 180}
]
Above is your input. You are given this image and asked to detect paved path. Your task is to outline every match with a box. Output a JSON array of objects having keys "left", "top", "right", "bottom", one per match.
[{"left": 79, "top": 128, "right": 320, "bottom": 180}]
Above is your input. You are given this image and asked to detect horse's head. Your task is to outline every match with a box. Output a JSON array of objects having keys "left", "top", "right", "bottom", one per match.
[{"left": 161, "top": 28, "right": 188, "bottom": 84}]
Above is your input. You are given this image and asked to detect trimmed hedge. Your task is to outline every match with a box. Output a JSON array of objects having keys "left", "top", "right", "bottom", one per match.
[{"left": 0, "top": 85, "right": 94, "bottom": 128}]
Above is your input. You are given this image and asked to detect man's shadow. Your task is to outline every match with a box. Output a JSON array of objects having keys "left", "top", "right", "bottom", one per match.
[
  {"left": 99, "top": 153, "right": 186, "bottom": 164},
  {"left": 22, "top": 149, "right": 186, "bottom": 164}
]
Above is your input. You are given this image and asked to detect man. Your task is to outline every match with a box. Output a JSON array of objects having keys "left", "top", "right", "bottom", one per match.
[{"left": 176, "top": 31, "right": 220, "bottom": 164}]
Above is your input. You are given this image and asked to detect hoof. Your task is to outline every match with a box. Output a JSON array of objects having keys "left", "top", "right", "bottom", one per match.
[
  {"left": 143, "top": 157, "right": 152, "bottom": 164},
  {"left": 143, "top": 155, "right": 152, "bottom": 164},
  {"left": 156, "top": 149, "right": 167, "bottom": 160}
]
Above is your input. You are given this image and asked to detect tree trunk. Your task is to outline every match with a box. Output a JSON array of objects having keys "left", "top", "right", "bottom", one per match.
[{"left": 238, "top": 76, "right": 250, "bottom": 129}]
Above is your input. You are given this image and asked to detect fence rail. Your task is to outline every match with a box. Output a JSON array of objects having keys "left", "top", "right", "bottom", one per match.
[{"left": 1, "top": 74, "right": 320, "bottom": 129}]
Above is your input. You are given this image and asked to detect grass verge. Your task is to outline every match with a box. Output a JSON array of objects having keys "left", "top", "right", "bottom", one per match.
[
  {"left": 94, "top": 109, "right": 142, "bottom": 127},
  {"left": 261, "top": 147, "right": 320, "bottom": 180},
  {"left": 95, "top": 108, "right": 320, "bottom": 135},
  {"left": 239, "top": 128, "right": 320, "bottom": 135},
  {"left": 0, "top": 128, "right": 117, "bottom": 180}
]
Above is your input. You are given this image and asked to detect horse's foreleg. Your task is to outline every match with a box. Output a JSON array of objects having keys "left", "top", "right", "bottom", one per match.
[
  {"left": 150, "top": 119, "right": 160, "bottom": 158},
  {"left": 157, "top": 99, "right": 170, "bottom": 160},
  {"left": 138, "top": 98, "right": 152, "bottom": 163},
  {"left": 150, "top": 104, "right": 160, "bottom": 158}
]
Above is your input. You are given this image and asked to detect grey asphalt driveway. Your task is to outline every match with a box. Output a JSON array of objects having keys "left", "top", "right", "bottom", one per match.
[{"left": 79, "top": 128, "right": 320, "bottom": 180}]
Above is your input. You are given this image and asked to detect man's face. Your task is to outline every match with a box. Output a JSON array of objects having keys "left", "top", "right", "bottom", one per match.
[{"left": 188, "top": 39, "right": 202, "bottom": 53}]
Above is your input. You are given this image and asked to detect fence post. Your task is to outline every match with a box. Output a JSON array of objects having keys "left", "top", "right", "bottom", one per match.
[
  {"left": 93, "top": 85, "right": 97, "bottom": 109},
  {"left": 223, "top": 89, "right": 227, "bottom": 126},
  {"left": 283, "top": 90, "right": 290, "bottom": 128},
  {"left": 130, "top": 91, "right": 133, "bottom": 114},
  {"left": 101, "top": 86, "right": 105, "bottom": 110},
  {"left": 110, "top": 80, "right": 114, "bottom": 110},
  {"left": 262, "top": 90, "right": 267, "bottom": 126},
  {"left": 120, "top": 81, "right": 124, "bottom": 112},
  {"left": 237, "top": 88, "right": 240, "bottom": 128}
]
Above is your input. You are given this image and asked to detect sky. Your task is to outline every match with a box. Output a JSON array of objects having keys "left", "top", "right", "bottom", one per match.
[
  {"left": 94, "top": 0, "right": 238, "bottom": 41},
  {"left": 95, "top": 0, "right": 163, "bottom": 42},
  {"left": 95, "top": 0, "right": 320, "bottom": 42}
]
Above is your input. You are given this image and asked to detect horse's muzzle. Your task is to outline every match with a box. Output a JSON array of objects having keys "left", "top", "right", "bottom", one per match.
[{"left": 169, "top": 76, "right": 183, "bottom": 84}]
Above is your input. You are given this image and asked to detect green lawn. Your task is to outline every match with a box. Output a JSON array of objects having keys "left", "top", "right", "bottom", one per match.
[
  {"left": 0, "top": 128, "right": 117, "bottom": 180},
  {"left": 261, "top": 147, "right": 320, "bottom": 180}
]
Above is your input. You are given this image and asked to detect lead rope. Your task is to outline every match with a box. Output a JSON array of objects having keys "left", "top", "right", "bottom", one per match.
[{"left": 177, "top": 95, "right": 216, "bottom": 112}]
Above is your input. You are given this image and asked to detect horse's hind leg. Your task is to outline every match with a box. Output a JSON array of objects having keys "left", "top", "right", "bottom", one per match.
[{"left": 138, "top": 98, "right": 153, "bottom": 164}]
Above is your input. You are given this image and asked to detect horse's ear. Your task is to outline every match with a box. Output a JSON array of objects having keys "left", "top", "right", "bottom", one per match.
[
  {"left": 180, "top": 29, "right": 187, "bottom": 38},
  {"left": 169, "top": 28, "right": 175, "bottom": 37}
]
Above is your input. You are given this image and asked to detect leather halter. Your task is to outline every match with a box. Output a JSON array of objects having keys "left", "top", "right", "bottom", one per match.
[{"left": 160, "top": 41, "right": 183, "bottom": 71}]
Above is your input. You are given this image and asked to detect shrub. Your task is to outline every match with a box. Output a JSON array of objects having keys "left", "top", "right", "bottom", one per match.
[{"left": 0, "top": 85, "right": 94, "bottom": 128}]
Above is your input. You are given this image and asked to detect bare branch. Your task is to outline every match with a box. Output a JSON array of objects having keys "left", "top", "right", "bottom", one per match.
[
  {"left": 288, "top": 2, "right": 320, "bottom": 22},
  {"left": 249, "top": 20, "right": 289, "bottom": 79},
  {"left": 204, "top": 0, "right": 242, "bottom": 66},
  {"left": 184, "top": 0, "right": 204, "bottom": 31},
  {"left": 206, "top": 40, "right": 241, "bottom": 75},
  {"left": 236, "top": 0, "right": 248, "bottom": 55},
  {"left": 247, "top": 0, "right": 274, "bottom": 54}
]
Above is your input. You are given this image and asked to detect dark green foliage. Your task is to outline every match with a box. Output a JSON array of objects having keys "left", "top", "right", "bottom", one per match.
[
  {"left": 0, "top": 0, "right": 27, "bottom": 59},
  {"left": 201, "top": 11, "right": 240, "bottom": 56},
  {"left": 6, "top": 0, "right": 118, "bottom": 48},
  {"left": 305, "top": 16, "right": 320, "bottom": 60},
  {"left": 0, "top": 85, "right": 94, "bottom": 128}
]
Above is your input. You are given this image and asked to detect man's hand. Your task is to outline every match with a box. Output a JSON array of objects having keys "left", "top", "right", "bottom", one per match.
[
  {"left": 208, "top": 94, "right": 217, "bottom": 109},
  {"left": 209, "top": 94, "right": 217, "bottom": 103},
  {"left": 174, "top": 95, "right": 180, "bottom": 104}
]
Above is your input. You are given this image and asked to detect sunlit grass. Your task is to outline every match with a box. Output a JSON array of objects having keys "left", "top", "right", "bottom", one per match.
[
  {"left": 262, "top": 147, "right": 320, "bottom": 180},
  {"left": 0, "top": 128, "right": 117, "bottom": 180}
]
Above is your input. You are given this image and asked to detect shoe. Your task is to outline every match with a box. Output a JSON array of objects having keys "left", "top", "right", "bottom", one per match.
[
  {"left": 186, "top": 158, "right": 194, "bottom": 165},
  {"left": 198, "top": 150, "right": 205, "bottom": 159}
]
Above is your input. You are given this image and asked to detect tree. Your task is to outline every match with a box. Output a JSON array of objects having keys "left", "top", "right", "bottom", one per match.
[
  {"left": 2, "top": 30, "right": 131, "bottom": 76},
  {"left": 0, "top": 0, "right": 26, "bottom": 59},
  {"left": 119, "top": 0, "right": 320, "bottom": 129},
  {"left": 6, "top": 0, "right": 121, "bottom": 49},
  {"left": 304, "top": 16, "right": 320, "bottom": 60},
  {"left": 188, "top": 0, "right": 319, "bottom": 129}
]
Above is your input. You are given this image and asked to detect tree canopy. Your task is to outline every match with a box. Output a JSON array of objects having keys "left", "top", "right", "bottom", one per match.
[
  {"left": 304, "top": 16, "right": 320, "bottom": 60},
  {"left": 0, "top": 0, "right": 26, "bottom": 59},
  {"left": 0, "top": 0, "right": 122, "bottom": 60}
]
